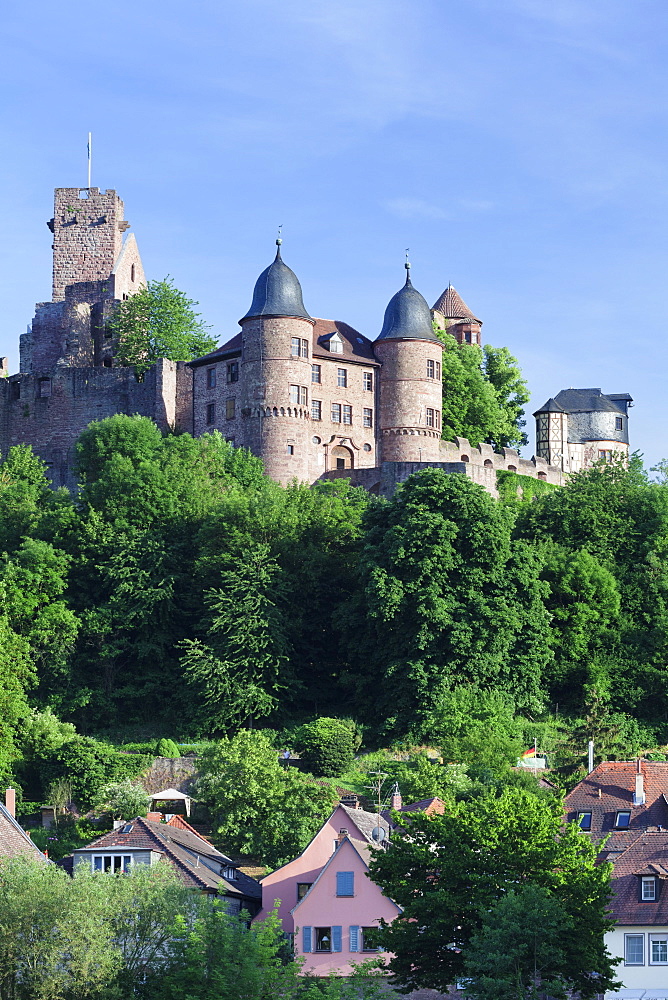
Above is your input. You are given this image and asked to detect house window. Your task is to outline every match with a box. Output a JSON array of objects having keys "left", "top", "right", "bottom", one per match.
[
  {"left": 616, "top": 811, "right": 631, "bottom": 828},
  {"left": 297, "top": 882, "right": 312, "bottom": 901},
  {"left": 329, "top": 334, "right": 343, "bottom": 354},
  {"left": 363, "top": 407, "right": 373, "bottom": 428},
  {"left": 361, "top": 927, "right": 380, "bottom": 952},
  {"left": 642, "top": 877, "right": 657, "bottom": 900},
  {"left": 223, "top": 866, "right": 236, "bottom": 880},
  {"left": 311, "top": 400, "right": 322, "bottom": 421},
  {"left": 291, "top": 337, "right": 301, "bottom": 357},
  {"left": 616, "top": 416, "right": 623, "bottom": 430},
  {"left": 287, "top": 444, "right": 295, "bottom": 455},
  {"left": 427, "top": 359, "right": 435, "bottom": 378},
  {"left": 337, "top": 368, "right": 347, "bottom": 388},
  {"left": 343, "top": 405, "right": 352, "bottom": 425},
  {"left": 331, "top": 403, "right": 341, "bottom": 423},
  {"left": 312, "top": 364, "right": 321, "bottom": 384},
  {"left": 625, "top": 933, "right": 644, "bottom": 965},
  {"left": 226, "top": 362, "right": 239, "bottom": 384},
  {"left": 92, "top": 855, "right": 132, "bottom": 873},
  {"left": 363, "top": 372, "right": 373, "bottom": 391},
  {"left": 206, "top": 403, "right": 215, "bottom": 425},
  {"left": 207, "top": 367, "right": 216, "bottom": 389},
  {"left": 426, "top": 408, "right": 435, "bottom": 428},
  {"left": 226, "top": 398, "right": 235, "bottom": 420},
  {"left": 316, "top": 927, "right": 332, "bottom": 952},
  {"left": 336, "top": 871, "right": 354, "bottom": 897},
  {"left": 650, "top": 935, "right": 668, "bottom": 964},
  {"left": 578, "top": 812, "right": 592, "bottom": 831}
]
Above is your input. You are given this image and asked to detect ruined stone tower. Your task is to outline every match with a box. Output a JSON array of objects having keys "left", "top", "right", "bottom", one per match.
[{"left": 375, "top": 264, "right": 445, "bottom": 463}]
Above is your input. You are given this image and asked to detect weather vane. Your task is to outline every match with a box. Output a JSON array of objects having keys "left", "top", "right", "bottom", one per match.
[
  {"left": 405, "top": 248, "right": 411, "bottom": 271},
  {"left": 276, "top": 224, "right": 283, "bottom": 247}
]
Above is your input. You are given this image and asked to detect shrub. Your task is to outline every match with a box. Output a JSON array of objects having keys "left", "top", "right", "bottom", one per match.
[
  {"left": 295, "top": 718, "right": 356, "bottom": 777},
  {"left": 156, "top": 738, "right": 181, "bottom": 758}
]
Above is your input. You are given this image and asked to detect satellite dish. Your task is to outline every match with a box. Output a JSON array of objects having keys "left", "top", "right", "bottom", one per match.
[{"left": 371, "top": 826, "right": 386, "bottom": 842}]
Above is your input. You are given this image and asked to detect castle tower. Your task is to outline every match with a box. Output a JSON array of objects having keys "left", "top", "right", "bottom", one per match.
[
  {"left": 431, "top": 283, "right": 482, "bottom": 346},
  {"left": 534, "top": 389, "right": 632, "bottom": 473},
  {"left": 50, "top": 188, "right": 130, "bottom": 301},
  {"left": 238, "top": 240, "right": 315, "bottom": 483},
  {"left": 374, "top": 264, "right": 445, "bottom": 463},
  {"left": 534, "top": 397, "right": 568, "bottom": 470}
]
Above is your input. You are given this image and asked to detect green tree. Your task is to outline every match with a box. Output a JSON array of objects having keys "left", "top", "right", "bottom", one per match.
[
  {"left": 294, "top": 717, "right": 356, "bottom": 777},
  {"left": 93, "top": 779, "right": 151, "bottom": 820},
  {"left": 435, "top": 336, "right": 529, "bottom": 449},
  {"left": 342, "top": 470, "right": 551, "bottom": 733},
  {"left": 464, "top": 884, "right": 578, "bottom": 1000},
  {"left": 36, "top": 736, "right": 149, "bottom": 810},
  {"left": 196, "top": 730, "right": 337, "bottom": 868},
  {"left": 109, "top": 277, "right": 217, "bottom": 378},
  {"left": 368, "top": 787, "right": 619, "bottom": 997},
  {"left": 0, "top": 858, "right": 119, "bottom": 1000},
  {"left": 156, "top": 738, "right": 181, "bottom": 758}
]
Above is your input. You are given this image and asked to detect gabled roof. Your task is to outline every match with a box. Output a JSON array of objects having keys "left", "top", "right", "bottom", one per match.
[
  {"left": 544, "top": 388, "right": 627, "bottom": 416},
  {"left": 338, "top": 803, "right": 390, "bottom": 844},
  {"left": 607, "top": 831, "right": 668, "bottom": 924},
  {"left": 431, "top": 284, "right": 481, "bottom": 323},
  {"left": 0, "top": 803, "right": 48, "bottom": 863},
  {"left": 72, "top": 816, "right": 260, "bottom": 898},
  {"left": 290, "top": 835, "right": 401, "bottom": 916},
  {"left": 312, "top": 319, "right": 378, "bottom": 364},
  {"left": 565, "top": 761, "right": 668, "bottom": 855}
]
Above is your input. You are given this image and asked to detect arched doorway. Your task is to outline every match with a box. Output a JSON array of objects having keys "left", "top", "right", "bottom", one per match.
[{"left": 331, "top": 445, "right": 354, "bottom": 471}]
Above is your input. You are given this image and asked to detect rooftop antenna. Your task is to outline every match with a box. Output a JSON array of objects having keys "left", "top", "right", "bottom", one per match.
[
  {"left": 367, "top": 771, "right": 388, "bottom": 845},
  {"left": 87, "top": 132, "right": 92, "bottom": 189}
]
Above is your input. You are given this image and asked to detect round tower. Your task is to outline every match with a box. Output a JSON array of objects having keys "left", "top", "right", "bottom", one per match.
[
  {"left": 374, "top": 263, "right": 444, "bottom": 464},
  {"left": 239, "top": 240, "right": 314, "bottom": 483}
]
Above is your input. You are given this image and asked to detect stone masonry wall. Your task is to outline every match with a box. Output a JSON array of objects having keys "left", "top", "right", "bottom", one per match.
[
  {"left": 51, "top": 188, "right": 126, "bottom": 301},
  {"left": 375, "top": 339, "right": 444, "bottom": 463}
]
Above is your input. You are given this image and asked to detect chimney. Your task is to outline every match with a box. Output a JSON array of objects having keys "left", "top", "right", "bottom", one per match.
[
  {"left": 338, "top": 828, "right": 349, "bottom": 843},
  {"left": 5, "top": 788, "right": 15, "bottom": 818},
  {"left": 146, "top": 811, "right": 163, "bottom": 822},
  {"left": 588, "top": 741, "right": 594, "bottom": 774},
  {"left": 634, "top": 758, "right": 645, "bottom": 806},
  {"left": 390, "top": 783, "right": 402, "bottom": 811}
]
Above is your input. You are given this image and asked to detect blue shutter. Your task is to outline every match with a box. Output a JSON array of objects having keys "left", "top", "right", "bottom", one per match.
[
  {"left": 349, "top": 926, "right": 359, "bottom": 952},
  {"left": 302, "top": 926, "right": 312, "bottom": 953},
  {"left": 336, "top": 871, "right": 354, "bottom": 896},
  {"left": 332, "top": 926, "right": 342, "bottom": 952}
]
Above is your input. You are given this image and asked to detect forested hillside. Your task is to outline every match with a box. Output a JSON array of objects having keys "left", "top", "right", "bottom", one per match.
[{"left": 1, "top": 414, "right": 667, "bottom": 814}]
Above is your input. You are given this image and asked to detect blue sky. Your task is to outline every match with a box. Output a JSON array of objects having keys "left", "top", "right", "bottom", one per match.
[{"left": 1, "top": 0, "right": 667, "bottom": 467}]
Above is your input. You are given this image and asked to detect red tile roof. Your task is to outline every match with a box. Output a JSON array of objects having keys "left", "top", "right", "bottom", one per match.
[
  {"left": 564, "top": 761, "right": 668, "bottom": 855},
  {"left": 0, "top": 804, "right": 48, "bottom": 863},
  {"left": 607, "top": 831, "right": 668, "bottom": 924},
  {"left": 311, "top": 319, "right": 378, "bottom": 365},
  {"left": 431, "top": 284, "right": 481, "bottom": 323}
]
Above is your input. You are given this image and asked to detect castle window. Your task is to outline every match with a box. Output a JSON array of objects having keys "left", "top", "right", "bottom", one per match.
[
  {"left": 363, "top": 372, "right": 373, "bottom": 391},
  {"left": 206, "top": 403, "right": 216, "bottom": 425},
  {"left": 436, "top": 361, "right": 441, "bottom": 380},
  {"left": 291, "top": 338, "right": 301, "bottom": 357},
  {"left": 38, "top": 378, "right": 52, "bottom": 398},
  {"left": 436, "top": 410, "right": 441, "bottom": 430},
  {"left": 290, "top": 385, "right": 308, "bottom": 406},
  {"left": 363, "top": 408, "right": 373, "bottom": 428},
  {"left": 427, "top": 359, "right": 435, "bottom": 379},
  {"left": 226, "top": 398, "right": 235, "bottom": 420},
  {"left": 331, "top": 403, "right": 341, "bottom": 423},
  {"left": 311, "top": 400, "right": 322, "bottom": 421},
  {"left": 343, "top": 405, "right": 352, "bottom": 425},
  {"left": 131, "top": 263, "right": 136, "bottom": 283},
  {"left": 311, "top": 364, "right": 321, "bottom": 384},
  {"left": 226, "top": 362, "right": 239, "bottom": 384},
  {"left": 287, "top": 444, "right": 295, "bottom": 455},
  {"left": 464, "top": 330, "right": 472, "bottom": 343},
  {"left": 426, "top": 408, "right": 435, "bottom": 428},
  {"left": 11, "top": 382, "right": 20, "bottom": 400},
  {"left": 616, "top": 417, "right": 623, "bottom": 430},
  {"left": 301, "top": 339, "right": 309, "bottom": 358},
  {"left": 363, "top": 443, "right": 372, "bottom": 452},
  {"left": 337, "top": 368, "right": 347, "bottom": 388},
  {"left": 329, "top": 334, "right": 343, "bottom": 354},
  {"left": 598, "top": 450, "right": 613, "bottom": 462},
  {"left": 207, "top": 368, "right": 216, "bottom": 389},
  {"left": 103, "top": 358, "right": 112, "bottom": 368}
]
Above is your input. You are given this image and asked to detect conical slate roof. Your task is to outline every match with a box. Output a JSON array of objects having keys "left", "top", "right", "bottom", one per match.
[
  {"left": 376, "top": 269, "right": 442, "bottom": 343},
  {"left": 432, "top": 283, "right": 481, "bottom": 323},
  {"left": 534, "top": 397, "right": 565, "bottom": 415},
  {"left": 241, "top": 243, "right": 312, "bottom": 322}
]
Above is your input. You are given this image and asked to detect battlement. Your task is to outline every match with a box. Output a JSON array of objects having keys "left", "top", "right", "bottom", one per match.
[
  {"left": 438, "top": 437, "right": 565, "bottom": 487},
  {"left": 50, "top": 188, "right": 128, "bottom": 301}
]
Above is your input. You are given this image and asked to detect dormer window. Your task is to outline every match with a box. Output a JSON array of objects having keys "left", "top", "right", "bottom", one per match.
[
  {"left": 578, "top": 811, "right": 592, "bottom": 830},
  {"left": 329, "top": 334, "right": 343, "bottom": 354},
  {"left": 616, "top": 810, "right": 631, "bottom": 828},
  {"left": 642, "top": 876, "right": 657, "bottom": 900},
  {"left": 223, "top": 866, "right": 237, "bottom": 880}
]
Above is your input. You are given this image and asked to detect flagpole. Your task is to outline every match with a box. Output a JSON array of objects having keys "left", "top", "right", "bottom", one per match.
[{"left": 87, "top": 133, "right": 92, "bottom": 189}]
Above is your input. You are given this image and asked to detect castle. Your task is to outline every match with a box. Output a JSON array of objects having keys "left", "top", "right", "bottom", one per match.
[{"left": 0, "top": 185, "right": 631, "bottom": 496}]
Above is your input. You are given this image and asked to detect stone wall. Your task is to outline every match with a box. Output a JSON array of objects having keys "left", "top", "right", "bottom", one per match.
[
  {"left": 375, "top": 339, "right": 443, "bottom": 463},
  {"left": 51, "top": 188, "right": 127, "bottom": 302}
]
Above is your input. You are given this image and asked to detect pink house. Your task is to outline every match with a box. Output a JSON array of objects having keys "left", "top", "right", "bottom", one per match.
[{"left": 257, "top": 802, "right": 401, "bottom": 975}]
